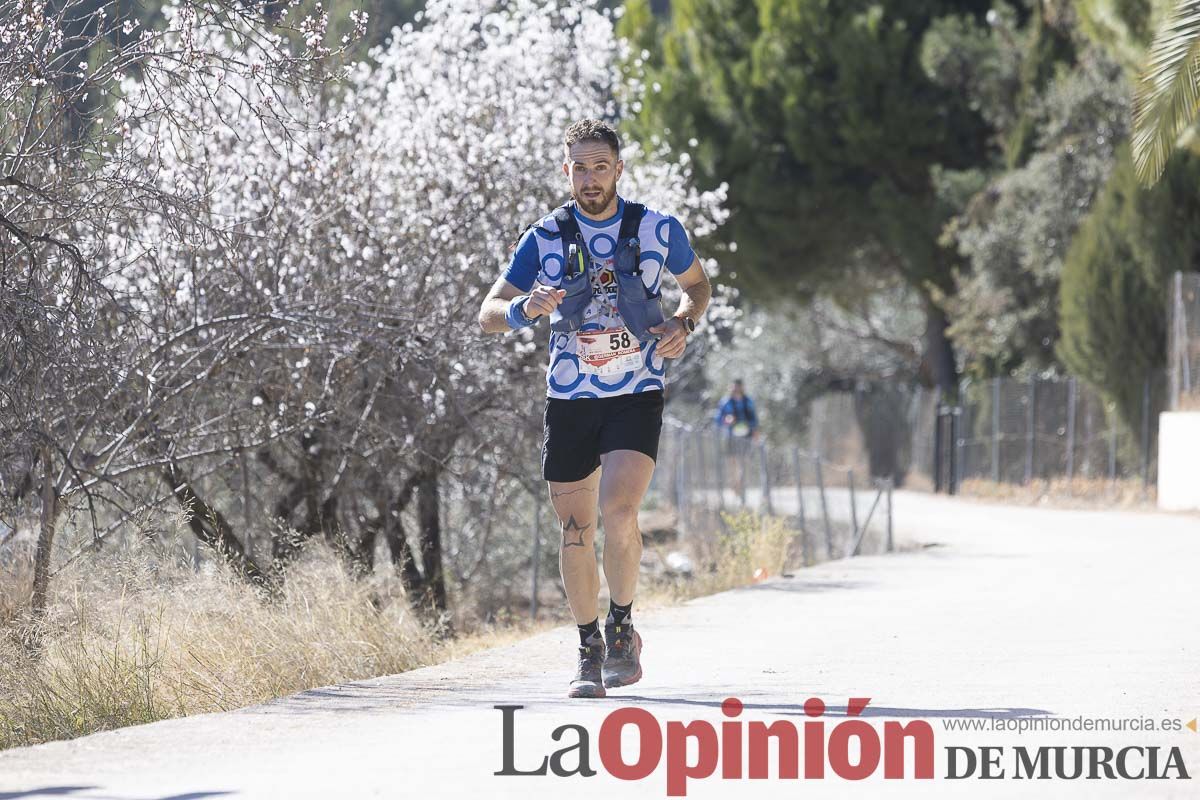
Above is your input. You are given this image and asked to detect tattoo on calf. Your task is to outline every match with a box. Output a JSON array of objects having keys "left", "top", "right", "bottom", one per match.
[
  {"left": 561, "top": 514, "right": 590, "bottom": 548},
  {"left": 551, "top": 487, "right": 594, "bottom": 499}
]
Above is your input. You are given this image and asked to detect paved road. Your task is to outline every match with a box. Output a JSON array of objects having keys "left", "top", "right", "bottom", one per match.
[{"left": 1, "top": 491, "right": 1197, "bottom": 798}]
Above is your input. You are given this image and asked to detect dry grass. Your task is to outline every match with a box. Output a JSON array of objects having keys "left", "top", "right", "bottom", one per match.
[
  {"left": 641, "top": 510, "right": 798, "bottom": 606},
  {"left": 0, "top": 507, "right": 807, "bottom": 753},
  {"left": 0, "top": 551, "right": 33, "bottom": 632},
  {"left": 956, "top": 476, "right": 1157, "bottom": 510},
  {"left": 0, "top": 530, "right": 560, "bottom": 752},
  {"left": 1176, "top": 392, "right": 1200, "bottom": 411}
]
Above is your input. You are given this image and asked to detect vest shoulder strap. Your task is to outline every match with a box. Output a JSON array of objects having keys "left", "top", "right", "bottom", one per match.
[
  {"left": 547, "top": 200, "right": 645, "bottom": 265},
  {"left": 552, "top": 203, "right": 582, "bottom": 247},
  {"left": 619, "top": 201, "right": 646, "bottom": 242}
]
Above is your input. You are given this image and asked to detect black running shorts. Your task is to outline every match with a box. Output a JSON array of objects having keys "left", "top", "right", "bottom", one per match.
[{"left": 542, "top": 390, "right": 665, "bottom": 482}]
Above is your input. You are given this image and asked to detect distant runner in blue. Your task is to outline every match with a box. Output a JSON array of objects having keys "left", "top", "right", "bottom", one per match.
[
  {"left": 714, "top": 378, "right": 759, "bottom": 499},
  {"left": 478, "top": 119, "right": 712, "bottom": 699},
  {"left": 714, "top": 378, "right": 759, "bottom": 442}
]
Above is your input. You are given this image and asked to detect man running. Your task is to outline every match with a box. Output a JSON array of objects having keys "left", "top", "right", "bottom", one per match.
[
  {"left": 714, "top": 378, "right": 760, "bottom": 442},
  {"left": 714, "top": 378, "right": 760, "bottom": 500},
  {"left": 478, "top": 119, "right": 711, "bottom": 698}
]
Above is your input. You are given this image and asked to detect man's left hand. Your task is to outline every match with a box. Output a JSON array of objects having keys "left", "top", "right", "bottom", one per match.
[{"left": 649, "top": 317, "right": 688, "bottom": 359}]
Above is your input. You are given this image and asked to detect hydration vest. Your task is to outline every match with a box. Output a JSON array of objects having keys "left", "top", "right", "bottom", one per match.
[{"left": 538, "top": 200, "right": 666, "bottom": 343}]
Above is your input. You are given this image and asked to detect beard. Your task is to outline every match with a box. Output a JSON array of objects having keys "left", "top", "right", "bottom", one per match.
[{"left": 574, "top": 182, "right": 616, "bottom": 216}]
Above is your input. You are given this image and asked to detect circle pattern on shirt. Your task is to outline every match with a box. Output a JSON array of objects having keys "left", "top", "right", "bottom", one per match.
[
  {"left": 541, "top": 252, "right": 564, "bottom": 282},
  {"left": 644, "top": 338, "right": 666, "bottom": 376},
  {"left": 590, "top": 233, "right": 616, "bottom": 259},
  {"left": 590, "top": 370, "right": 635, "bottom": 392},
  {"left": 548, "top": 352, "right": 585, "bottom": 393},
  {"left": 655, "top": 218, "right": 671, "bottom": 247},
  {"left": 538, "top": 207, "right": 678, "bottom": 399},
  {"left": 639, "top": 253, "right": 665, "bottom": 293}
]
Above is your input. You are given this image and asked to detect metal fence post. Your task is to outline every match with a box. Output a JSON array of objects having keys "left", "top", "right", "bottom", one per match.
[
  {"left": 1170, "top": 270, "right": 1189, "bottom": 410},
  {"left": 241, "top": 448, "right": 252, "bottom": 563},
  {"left": 1109, "top": 411, "right": 1118, "bottom": 482},
  {"left": 1025, "top": 378, "right": 1036, "bottom": 485},
  {"left": 673, "top": 428, "right": 686, "bottom": 517},
  {"left": 791, "top": 446, "right": 809, "bottom": 565},
  {"left": 933, "top": 405, "right": 945, "bottom": 493},
  {"left": 848, "top": 468, "right": 859, "bottom": 540},
  {"left": 737, "top": 445, "right": 748, "bottom": 507},
  {"left": 1141, "top": 374, "right": 1151, "bottom": 489},
  {"left": 758, "top": 441, "right": 773, "bottom": 515},
  {"left": 886, "top": 478, "right": 894, "bottom": 553},
  {"left": 991, "top": 377, "right": 1000, "bottom": 482},
  {"left": 950, "top": 406, "right": 961, "bottom": 495},
  {"left": 531, "top": 491, "right": 542, "bottom": 620},
  {"left": 1066, "top": 378, "right": 1077, "bottom": 483},
  {"left": 713, "top": 432, "right": 726, "bottom": 510},
  {"left": 814, "top": 455, "right": 834, "bottom": 560}
]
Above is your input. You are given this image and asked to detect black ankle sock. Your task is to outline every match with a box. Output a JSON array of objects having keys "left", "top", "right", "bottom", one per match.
[
  {"left": 578, "top": 617, "right": 601, "bottom": 647},
  {"left": 607, "top": 599, "right": 632, "bottom": 626}
]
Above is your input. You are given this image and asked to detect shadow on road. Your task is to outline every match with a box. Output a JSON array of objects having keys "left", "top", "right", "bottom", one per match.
[
  {"left": 747, "top": 578, "right": 868, "bottom": 593},
  {"left": 617, "top": 696, "right": 1053, "bottom": 720},
  {"left": 0, "top": 788, "right": 233, "bottom": 800}
]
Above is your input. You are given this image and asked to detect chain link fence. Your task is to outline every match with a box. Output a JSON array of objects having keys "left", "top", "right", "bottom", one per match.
[
  {"left": 775, "top": 374, "right": 1164, "bottom": 497},
  {"left": 644, "top": 420, "right": 894, "bottom": 564},
  {"left": 927, "top": 372, "right": 1165, "bottom": 493}
]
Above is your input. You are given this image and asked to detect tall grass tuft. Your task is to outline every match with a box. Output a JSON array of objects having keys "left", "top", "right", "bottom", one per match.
[
  {"left": 0, "top": 532, "right": 448, "bottom": 751},
  {"left": 643, "top": 510, "right": 799, "bottom": 604}
]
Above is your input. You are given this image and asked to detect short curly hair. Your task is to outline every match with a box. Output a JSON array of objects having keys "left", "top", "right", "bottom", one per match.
[{"left": 564, "top": 119, "right": 621, "bottom": 158}]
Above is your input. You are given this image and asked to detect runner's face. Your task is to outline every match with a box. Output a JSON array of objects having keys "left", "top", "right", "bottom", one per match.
[{"left": 564, "top": 140, "right": 622, "bottom": 216}]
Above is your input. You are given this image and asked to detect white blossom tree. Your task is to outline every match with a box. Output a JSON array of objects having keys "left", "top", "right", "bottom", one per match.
[
  {"left": 36, "top": 0, "right": 732, "bottom": 620},
  {"left": 1, "top": 0, "right": 365, "bottom": 622}
]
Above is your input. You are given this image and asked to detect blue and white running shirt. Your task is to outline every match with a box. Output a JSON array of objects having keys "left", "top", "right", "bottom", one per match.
[{"left": 503, "top": 197, "right": 696, "bottom": 400}]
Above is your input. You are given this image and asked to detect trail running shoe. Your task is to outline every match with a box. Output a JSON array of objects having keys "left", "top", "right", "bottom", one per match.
[
  {"left": 568, "top": 642, "right": 607, "bottom": 698},
  {"left": 603, "top": 621, "right": 643, "bottom": 688}
]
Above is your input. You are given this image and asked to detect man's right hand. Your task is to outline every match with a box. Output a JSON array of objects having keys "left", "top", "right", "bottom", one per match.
[{"left": 523, "top": 286, "right": 566, "bottom": 319}]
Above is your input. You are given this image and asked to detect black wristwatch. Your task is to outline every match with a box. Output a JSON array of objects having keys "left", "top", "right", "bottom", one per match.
[{"left": 674, "top": 314, "right": 696, "bottom": 335}]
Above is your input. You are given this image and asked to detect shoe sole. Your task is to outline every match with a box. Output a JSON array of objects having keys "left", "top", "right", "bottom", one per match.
[
  {"left": 568, "top": 682, "right": 606, "bottom": 699},
  {"left": 603, "top": 630, "right": 643, "bottom": 689}
]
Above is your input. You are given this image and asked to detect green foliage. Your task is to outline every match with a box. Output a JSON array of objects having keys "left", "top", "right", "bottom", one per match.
[
  {"left": 1006, "top": 2, "right": 1076, "bottom": 168},
  {"left": 1132, "top": 0, "right": 1200, "bottom": 185},
  {"left": 1075, "top": 0, "right": 1168, "bottom": 66},
  {"left": 939, "top": 51, "right": 1129, "bottom": 376},
  {"left": 918, "top": 1, "right": 1074, "bottom": 171},
  {"left": 921, "top": 8, "right": 1023, "bottom": 137},
  {"left": 626, "top": 0, "right": 993, "bottom": 303},
  {"left": 1058, "top": 144, "right": 1200, "bottom": 427}
]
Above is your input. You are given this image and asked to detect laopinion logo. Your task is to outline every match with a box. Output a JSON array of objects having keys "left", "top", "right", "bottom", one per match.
[
  {"left": 494, "top": 697, "right": 1192, "bottom": 795},
  {"left": 494, "top": 696, "right": 935, "bottom": 796}
]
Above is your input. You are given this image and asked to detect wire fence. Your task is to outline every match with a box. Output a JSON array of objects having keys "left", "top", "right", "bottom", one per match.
[
  {"left": 920, "top": 372, "right": 1165, "bottom": 494},
  {"left": 645, "top": 420, "right": 894, "bottom": 564},
  {"left": 766, "top": 374, "right": 1165, "bottom": 498},
  {"left": 1169, "top": 271, "right": 1200, "bottom": 411}
]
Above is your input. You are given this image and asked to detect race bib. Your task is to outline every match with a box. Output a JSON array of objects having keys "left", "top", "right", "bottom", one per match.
[{"left": 577, "top": 327, "right": 642, "bottom": 376}]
